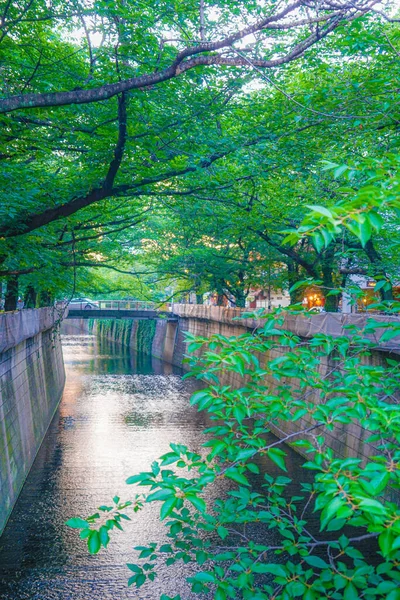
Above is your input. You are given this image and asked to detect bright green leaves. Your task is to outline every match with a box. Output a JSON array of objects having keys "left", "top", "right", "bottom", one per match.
[
  {"left": 127, "top": 561, "right": 156, "bottom": 588},
  {"left": 303, "top": 556, "right": 330, "bottom": 570},
  {"left": 190, "top": 390, "right": 215, "bottom": 410},
  {"left": 65, "top": 497, "right": 133, "bottom": 554},
  {"left": 286, "top": 153, "right": 400, "bottom": 252},
  {"left": 225, "top": 468, "right": 250, "bottom": 486},
  {"left": 252, "top": 563, "right": 287, "bottom": 576},
  {"left": 266, "top": 447, "right": 287, "bottom": 472},
  {"left": 88, "top": 530, "right": 101, "bottom": 554},
  {"left": 66, "top": 302, "right": 400, "bottom": 599},
  {"left": 160, "top": 497, "right": 178, "bottom": 520},
  {"left": 65, "top": 517, "right": 89, "bottom": 529}
]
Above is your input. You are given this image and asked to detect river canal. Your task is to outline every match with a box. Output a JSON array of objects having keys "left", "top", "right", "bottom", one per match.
[{"left": 0, "top": 323, "right": 307, "bottom": 599}]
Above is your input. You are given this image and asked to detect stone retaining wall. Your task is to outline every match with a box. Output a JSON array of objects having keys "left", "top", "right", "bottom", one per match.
[
  {"left": 0, "top": 309, "right": 65, "bottom": 535},
  {"left": 87, "top": 307, "right": 399, "bottom": 464},
  {"left": 170, "top": 304, "right": 400, "bottom": 353},
  {"left": 165, "top": 305, "right": 399, "bottom": 463}
]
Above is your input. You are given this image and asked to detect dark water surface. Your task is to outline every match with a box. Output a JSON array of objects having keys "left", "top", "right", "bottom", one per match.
[{"left": 0, "top": 325, "right": 310, "bottom": 599}]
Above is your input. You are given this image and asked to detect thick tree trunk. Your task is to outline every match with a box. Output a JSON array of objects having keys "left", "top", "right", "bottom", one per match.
[
  {"left": 24, "top": 285, "right": 37, "bottom": 308},
  {"left": 216, "top": 293, "right": 225, "bottom": 306},
  {"left": 287, "top": 260, "right": 304, "bottom": 304},
  {"left": 320, "top": 247, "right": 338, "bottom": 312},
  {"left": 364, "top": 240, "right": 393, "bottom": 301},
  {"left": 38, "top": 290, "right": 52, "bottom": 307},
  {"left": 234, "top": 290, "right": 246, "bottom": 308},
  {"left": 4, "top": 277, "right": 18, "bottom": 311}
]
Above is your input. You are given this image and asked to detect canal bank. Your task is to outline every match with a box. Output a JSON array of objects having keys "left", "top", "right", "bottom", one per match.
[
  {"left": 0, "top": 308, "right": 65, "bottom": 536},
  {"left": 87, "top": 307, "right": 400, "bottom": 467},
  {"left": 0, "top": 322, "right": 314, "bottom": 599}
]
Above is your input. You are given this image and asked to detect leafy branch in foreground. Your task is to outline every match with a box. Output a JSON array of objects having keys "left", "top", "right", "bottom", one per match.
[
  {"left": 67, "top": 308, "right": 400, "bottom": 599},
  {"left": 283, "top": 154, "right": 400, "bottom": 251}
]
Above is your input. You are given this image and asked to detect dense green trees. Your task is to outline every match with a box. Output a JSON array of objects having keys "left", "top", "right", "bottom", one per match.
[{"left": 0, "top": 0, "right": 399, "bottom": 307}]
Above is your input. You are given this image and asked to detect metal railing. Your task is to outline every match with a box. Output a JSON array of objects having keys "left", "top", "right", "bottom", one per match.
[{"left": 93, "top": 300, "right": 156, "bottom": 311}]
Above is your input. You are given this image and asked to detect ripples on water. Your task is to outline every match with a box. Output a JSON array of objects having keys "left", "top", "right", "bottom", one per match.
[
  {"left": 1, "top": 326, "right": 373, "bottom": 599},
  {"left": 0, "top": 331, "right": 208, "bottom": 599}
]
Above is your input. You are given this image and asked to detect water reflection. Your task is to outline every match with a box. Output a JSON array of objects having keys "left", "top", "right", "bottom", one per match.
[
  {"left": 0, "top": 330, "right": 206, "bottom": 599},
  {"left": 0, "top": 325, "right": 315, "bottom": 600}
]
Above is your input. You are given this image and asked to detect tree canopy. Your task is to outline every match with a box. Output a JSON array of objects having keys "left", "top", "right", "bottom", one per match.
[{"left": 0, "top": 0, "right": 399, "bottom": 307}]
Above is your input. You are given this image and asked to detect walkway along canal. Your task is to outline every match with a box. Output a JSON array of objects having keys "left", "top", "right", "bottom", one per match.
[{"left": 0, "top": 319, "right": 312, "bottom": 599}]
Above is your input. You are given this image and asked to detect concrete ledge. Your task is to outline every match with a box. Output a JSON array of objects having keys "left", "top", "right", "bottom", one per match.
[
  {"left": 0, "top": 308, "right": 62, "bottom": 354},
  {"left": 66, "top": 309, "right": 176, "bottom": 320},
  {"left": 170, "top": 304, "right": 400, "bottom": 352}
]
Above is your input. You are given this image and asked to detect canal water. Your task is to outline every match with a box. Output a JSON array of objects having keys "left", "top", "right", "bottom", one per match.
[{"left": 0, "top": 324, "right": 308, "bottom": 599}]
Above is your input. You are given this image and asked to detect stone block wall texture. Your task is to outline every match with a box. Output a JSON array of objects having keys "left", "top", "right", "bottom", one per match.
[
  {"left": 165, "top": 305, "right": 400, "bottom": 464},
  {"left": 152, "top": 320, "right": 168, "bottom": 359},
  {"left": 0, "top": 309, "right": 65, "bottom": 535}
]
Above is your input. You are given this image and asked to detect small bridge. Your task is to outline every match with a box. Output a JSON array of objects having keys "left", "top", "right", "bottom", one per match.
[{"left": 66, "top": 300, "right": 177, "bottom": 320}]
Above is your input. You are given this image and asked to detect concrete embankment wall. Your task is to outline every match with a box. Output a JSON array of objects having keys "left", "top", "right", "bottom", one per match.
[
  {"left": 90, "top": 306, "right": 399, "bottom": 463},
  {"left": 166, "top": 305, "right": 399, "bottom": 463},
  {"left": 0, "top": 309, "right": 66, "bottom": 535}
]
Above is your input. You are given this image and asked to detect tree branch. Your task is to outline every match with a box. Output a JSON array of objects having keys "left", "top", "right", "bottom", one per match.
[{"left": 0, "top": 1, "right": 374, "bottom": 114}]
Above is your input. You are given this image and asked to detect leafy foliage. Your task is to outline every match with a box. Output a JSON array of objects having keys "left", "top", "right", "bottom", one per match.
[
  {"left": 66, "top": 151, "right": 400, "bottom": 597},
  {"left": 1, "top": 1, "right": 400, "bottom": 307},
  {"left": 67, "top": 305, "right": 400, "bottom": 599}
]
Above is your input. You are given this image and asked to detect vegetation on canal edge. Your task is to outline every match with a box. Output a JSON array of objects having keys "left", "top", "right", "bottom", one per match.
[
  {"left": 94, "top": 319, "right": 156, "bottom": 354},
  {"left": 67, "top": 208, "right": 400, "bottom": 599},
  {"left": 136, "top": 320, "right": 157, "bottom": 356},
  {"left": 67, "top": 305, "right": 400, "bottom": 600}
]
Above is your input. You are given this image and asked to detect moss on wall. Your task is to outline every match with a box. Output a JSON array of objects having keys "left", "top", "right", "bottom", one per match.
[
  {"left": 0, "top": 327, "right": 65, "bottom": 535},
  {"left": 95, "top": 319, "right": 156, "bottom": 355},
  {"left": 136, "top": 320, "right": 156, "bottom": 355}
]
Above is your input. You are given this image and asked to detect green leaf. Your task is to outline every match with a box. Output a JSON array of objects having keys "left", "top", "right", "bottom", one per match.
[
  {"left": 306, "top": 205, "right": 333, "bottom": 218},
  {"left": 304, "top": 555, "right": 330, "bottom": 569},
  {"left": 190, "top": 390, "right": 213, "bottom": 407},
  {"left": 88, "top": 531, "right": 101, "bottom": 554},
  {"left": 194, "top": 571, "right": 215, "bottom": 583},
  {"left": 359, "top": 217, "right": 372, "bottom": 247},
  {"left": 127, "top": 563, "right": 142, "bottom": 573},
  {"left": 160, "top": 496, "right": 177, "bottom": 520},
  {"left": 358, "top": 498, "right": 386, "bottom": 515},
  {"left": 236, "top": 448, "right": 256, "bottom": 461},
  {"left": 135, "top": 574, "right": 146, "bottom": 588},
  {"left": 266, "top": 447, "right": 287, "bottom": 471},
  {"left": 380, "top": 328, "right": 400, "bottom": 343},
  {"left": 99, "top": 526, "right": 110, "bottom": 548},
  {"left": 217, "top": 526, "right": 229, "bottom": 540},
  {"left": 215, "top": 587, "right": 227, "bottom": 600},
  {"left": 126, "top": 473, "right": 149, "bottom": 485},
  {"left": 65, "top": 518, "right": 90, "bottom": 529},
  {"left": 225, "top": 469, "right": 250, "bottom": 486},
  {"left": 333, "top": 164, "right": 348, "bottom": 178},
  {"left": 187, "top": 495, "right": 206, "bottom": 513},
  {"left": 252, "top": 563, "right": 287, "bottom": 578},
  {"left": 146, "top": 488, "right": 175, "bottom": 502}
]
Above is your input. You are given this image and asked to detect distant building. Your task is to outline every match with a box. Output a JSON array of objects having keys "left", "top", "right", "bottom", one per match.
[{"left": 246, "top": 288, "right": 290, "bottom": 310}]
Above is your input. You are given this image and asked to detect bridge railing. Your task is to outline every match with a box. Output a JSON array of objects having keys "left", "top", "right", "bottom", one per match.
[{"left": 96, "top": 300, "right": 156, "bottom": 311}]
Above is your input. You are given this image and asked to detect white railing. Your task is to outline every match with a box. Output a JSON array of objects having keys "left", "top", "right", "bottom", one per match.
[{"left": 96, "top": 300, "right": 155, "bottom": 310}]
